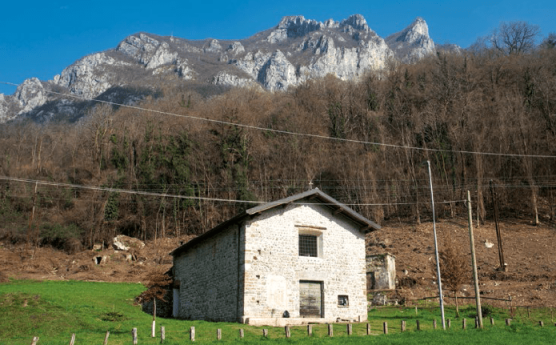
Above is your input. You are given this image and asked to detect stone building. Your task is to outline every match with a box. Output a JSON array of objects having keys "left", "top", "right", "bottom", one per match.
[{"left": 170, "top": 188, "right": 381, "bottom": 326}]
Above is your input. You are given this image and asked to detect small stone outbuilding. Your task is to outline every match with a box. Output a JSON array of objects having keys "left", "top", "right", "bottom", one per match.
[{"left": 170, "top": 188, "right": 381, "bottom": 326}]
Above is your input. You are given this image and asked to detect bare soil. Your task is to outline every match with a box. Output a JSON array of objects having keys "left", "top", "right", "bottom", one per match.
[{"left": 1, "top": 219, "right": 555, "bottom": 308}]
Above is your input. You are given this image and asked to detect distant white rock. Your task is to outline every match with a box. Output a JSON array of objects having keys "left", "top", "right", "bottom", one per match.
[
  {"left": 15, "top": 78, "right": 47, "bottom": 114},
  {"left": 57, "top": 52, "right": 116, "bottom": 98},
  {"left": 386, "top": 17, "right": 436, "bottom": 63},
  {"left": 212, "top": 71, "right": 258, "bottom": 88}
]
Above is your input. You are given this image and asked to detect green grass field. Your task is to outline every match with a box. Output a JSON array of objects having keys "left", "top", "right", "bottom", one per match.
[{"left": 1, "top": 280, "right": 555, "bottom": 344}]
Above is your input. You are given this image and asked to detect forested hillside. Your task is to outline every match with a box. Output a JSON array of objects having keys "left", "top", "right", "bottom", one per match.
[{"left": 1, "top": 43, "right": 556, "bottom": 251}]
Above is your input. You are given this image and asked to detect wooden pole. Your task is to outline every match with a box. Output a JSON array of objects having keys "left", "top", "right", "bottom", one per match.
[
  {"left": 69, "top": 333, "right": 76, "bottom": 345},
  {"left": 152, "top": 320, "right": 156, "bottom": 337},
  {"left": 416, "top": 320, "right": 420, "bottom": 331},
  {"left": 307, "top": 324, "right": 312, "bottom": 336},
  {"left": 328, "top": 324, "right": 333, "bottom": 337},
  {"left": 462, "top": 319, "right": 466, "bottom": 330},
  {"left": 447, "top": 319, "right": 451, "bottom": 328},
  {"left": 31, "top": 337, "right": 39, "bottom": 345},
  {"left": 427, "top": 161, "right": 446, "bottom": 330},
  {"left": 347, "top": 324, "right": 352, "bottom": 336},
  {"left": 285, "top": 326, "right": 291, "bottom": 338},
  {"left": 103, "top": 331, "right": 110, "bottom": 345},
  {"left": 505, "top": 319, "right": 511, "bottom": 326},
  {"left": 490, "top": 181, "right": 506, "bottom": 271},
  {"left": 366, "top": 323, "right": 371, "bottom": 335},
  {"left": 539, "top": 321, "right": 544, "bottom": 327},
  {"left": 527, "top": 306, "right": 531, "bottom": 318},
  {"left": 415, "top": 305, "right": 418, "bottom": 315},
  {"left": 161, "top": 327, "right": 165, "bottom": 343},
  {"left": 490, "top": 317, "right": 494, "bottom": 326},
  {"left": 401, "top": 320, "right": 406, "bottom": 332},
  {"left": 217, "top": 329, "right": 222, "bottom": 340},
  {"left": 190, "top": 326, "right": 195, "bottom": 342},
  {"left": 262, "top": 329, "right": 268, "bottom": 338},
  {"left": 383, "top": 322, "right": 388, "bottom": 334},
  {"left": 132, "top": 328, "right": 138, "bottom": 345},
  {"left": 467, "top": 191, "right": 484, "bottom": 329},
  {"left": 239, "top": 329, "right": 244, "bottom": 339}
]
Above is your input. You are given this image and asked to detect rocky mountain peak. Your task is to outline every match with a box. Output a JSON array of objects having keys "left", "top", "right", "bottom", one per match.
[
  {"left": 340, "top": 14, "right": 371, "bottom": 32},
  {"left": 267, "top": 15, "right": 322, "bottom": 43},
  {"left": 385, "top": 17, "right": 436, "bottom": 63}
]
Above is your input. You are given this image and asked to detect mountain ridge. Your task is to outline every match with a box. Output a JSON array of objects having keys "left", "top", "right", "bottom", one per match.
[{"left": 0, "top": 14, "right": 456, "bottom": 124}]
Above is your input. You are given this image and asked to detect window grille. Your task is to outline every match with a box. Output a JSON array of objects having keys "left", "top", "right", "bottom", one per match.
[
  {"left": 338, "top": 295, "right": 349, "bottom": 307},
  {"left": 299, "top": 235, "right": 318, "bottom": 257}
]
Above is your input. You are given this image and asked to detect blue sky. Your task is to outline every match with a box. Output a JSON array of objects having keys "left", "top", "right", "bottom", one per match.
[{"left": 1, "top": 0, "right": 555, "bottom": 95}]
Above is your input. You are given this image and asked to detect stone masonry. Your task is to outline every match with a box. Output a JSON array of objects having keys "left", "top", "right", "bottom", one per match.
[{"left": 171, "top": 189, "right": 379, "bottom": 326}]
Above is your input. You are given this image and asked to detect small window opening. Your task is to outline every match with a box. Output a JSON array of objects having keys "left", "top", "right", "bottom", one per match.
[
  {"left": 299, "top": 235, "right": 318, "bottom": 257},
  {"left": 338, "top": 295, "right": 349, "bottom": 307}
]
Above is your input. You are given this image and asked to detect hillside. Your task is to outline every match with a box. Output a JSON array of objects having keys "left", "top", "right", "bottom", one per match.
[{"left": 1, "top": 218, "right": 555, "bottom": 308}]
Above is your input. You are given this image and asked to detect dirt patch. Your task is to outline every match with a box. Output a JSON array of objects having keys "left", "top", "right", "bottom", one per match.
[{"left": 1, "top": 220, "right": 555, "bottom": 308}]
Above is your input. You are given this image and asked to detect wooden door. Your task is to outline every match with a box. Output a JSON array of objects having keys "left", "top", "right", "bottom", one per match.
[{"left": 299, "top": 281, "right": 323, "bottom": 318}]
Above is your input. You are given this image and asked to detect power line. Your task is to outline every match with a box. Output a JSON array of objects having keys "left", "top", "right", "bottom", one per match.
[
  {"left": 0, "top": 175, "right": 465, "bottom": 207},
  {"left": 2, "top": 80, "right": 556, "bottom": 159}
]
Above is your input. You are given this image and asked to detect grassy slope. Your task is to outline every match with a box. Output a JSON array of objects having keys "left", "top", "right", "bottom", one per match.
[{"left": 1, "top": 280, "right": 555, "bottom": 344}]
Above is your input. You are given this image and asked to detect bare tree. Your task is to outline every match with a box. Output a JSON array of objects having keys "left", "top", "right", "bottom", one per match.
[
  {"left": 540, "top": 33, "right": 556, "bottom": 49},
  {"left": 491, "top": 21, "right": 540, "bottom": 55},
  {"left": 432, "top": 242, "right": 469, "bottom": 317}
]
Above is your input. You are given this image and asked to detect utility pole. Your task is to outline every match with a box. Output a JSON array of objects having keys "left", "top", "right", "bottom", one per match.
[
  {"left": 489, "top": 180, "right": 506, "bottom": 271},
  {"left": 467, "top": 191, "right": 483, "bottom": 328},
  {"left": 426, "top": 160, "right": 446, "bottom": 330}
]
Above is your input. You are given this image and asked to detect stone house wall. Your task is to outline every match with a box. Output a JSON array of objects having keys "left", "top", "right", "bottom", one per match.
[
  {"left": 241, "top": 202, "right": 367, "bottom": 324},
  {"left": 173, "top": 223, "right": 244, "bottom": 321}
]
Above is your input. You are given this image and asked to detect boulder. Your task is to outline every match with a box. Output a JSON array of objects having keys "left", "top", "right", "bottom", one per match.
[{"left": 113, "top": 235, "right": 145, "bottom": 251}]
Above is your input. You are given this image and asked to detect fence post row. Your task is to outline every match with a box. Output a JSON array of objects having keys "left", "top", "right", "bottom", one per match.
[
  {"left": 217, "top": 329, "right": 222, "bottom": 340},
  {"left": 447, "top": 319, "right": 451, "bottom": 328},
  {"left": 31, "top": 337, "right": 39, "bottom": 345},
  {"left": 416, "top": 319, "right": 420, "bottom": 331}
]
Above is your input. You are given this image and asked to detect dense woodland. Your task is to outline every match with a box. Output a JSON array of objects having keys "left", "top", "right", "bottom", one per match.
[{"left": 1, "top": 29, "right": 556, "bottom": 252}]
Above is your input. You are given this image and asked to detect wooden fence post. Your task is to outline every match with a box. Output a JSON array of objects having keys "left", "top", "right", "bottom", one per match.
[
  {"left": 539, "top": 321, "right": 544, "bottom": 327},
  {"left": 239, "top": 329, "right": 244, "bottom": 339},
  {"left": 217, "top": 329, "right": 222, "bottom": 340},
  {"left": 383, "top": 322, "right": 388, "bottom": 334},
  {"left": 416, "top": 320, "right": 420, "bottom": 331},
  {"left": 401, "top": 320, "right": 406, "bottom": 332},
  {"left": 328, "top": 324, "right": 333, "bottom": 337},
  {"left": 347, "top": 323, "right": 352, "bottom": 336},
  {"left": 307, "top": 324, "right": 312, "bottom": 336},
  {"left": 69, "top": 333, "right": 76, "bottom": 345},
  {"left": 161, "top": 327, "right": 165, "bottom": 343},
  {"left": 262, "top": 329, "right": 268, "bottom": 338},
  {"left": 447, "top": 319, "right": 451, "bottom": 329},
  {"left": 132, "top": 328, "right": 138, "bottom": 345},
  {"left": 366, "top": 323, "right": 371, "bottom": 335},
  {"left": 190, "top": 326, "right": 195, "bottom": 342},
  {"left": 490, "top": 317, "right": 494, "bottom": 326},
  {"left": 285, "top": 326, "right": 291, "bottom": 338},
  {"left": 527, "top": 307, "right": 530, "bottom": 318},
  {"left": 475, "top": 317, "right": 479, "bottom": 328},
  {"left": 433, "top": 319, "right": 437, "bottom": 329},
  {"left": 505, "top": 319, "right": 511, "bottom": 326},
  {"left": 151, "top": 320, "right": 155, "bottom": 338},
  {"left": 462, "top": 318, "right": 467, "bottom": 330},
  {"left": 31, "top": 337, "right": 39, "bottom": 345},
  {"left": 415, "top": 305, "right": 418, "bottom": 315},
  {"left": 103, "top": 331, "right": 110, "bottom": 345}
]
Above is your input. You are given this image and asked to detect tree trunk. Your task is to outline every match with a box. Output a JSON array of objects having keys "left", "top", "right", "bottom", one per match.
[{"left": 455, "top": 292, "right": 460, "bottom": 318}]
